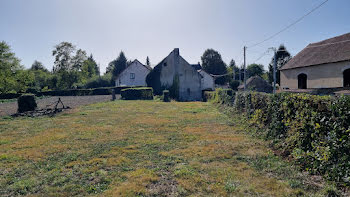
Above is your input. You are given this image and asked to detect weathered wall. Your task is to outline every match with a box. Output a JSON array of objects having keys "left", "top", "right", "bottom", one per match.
[
  {"left": 199, "top": 70, "right": 215, "bottom": 91},
  {"left": 157, "top": 49, "right": 202, "bottom": 101},
  {"left": 178, "top": 57, "right": 202, "bottom": 101},
  {"left": 115, "top": 61, "right": 150, "bottom": 87},
  {"left": 280, "top": 61, "right": 350, "bottom": 89}
]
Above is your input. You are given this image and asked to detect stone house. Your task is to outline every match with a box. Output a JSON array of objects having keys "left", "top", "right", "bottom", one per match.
[
  {"left": 280, "top": 33, "right": 350, "bottom": 89},
  {"left": 115, "top": 59, "right": 152, "bottom": 87},
  {"left": 146, "top": 49, "right": 204, "bottom": 101}
]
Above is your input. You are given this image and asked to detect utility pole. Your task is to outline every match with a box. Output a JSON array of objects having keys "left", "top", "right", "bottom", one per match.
[
  {"left": 243, "top": 46, "right": 247, "bottom": 91},
  {"left": 273, "top": 48, "right": 277, "bottom": 94}
]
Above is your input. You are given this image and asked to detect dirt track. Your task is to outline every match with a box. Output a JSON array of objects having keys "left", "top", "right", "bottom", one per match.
[{"left": 0, "top": 95, "right": 117, "bottom": 117}]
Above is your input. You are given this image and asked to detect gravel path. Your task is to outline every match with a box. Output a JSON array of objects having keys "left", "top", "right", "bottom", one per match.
[{"left": 0, "top": 95, "right": 118, "bottom": 117}]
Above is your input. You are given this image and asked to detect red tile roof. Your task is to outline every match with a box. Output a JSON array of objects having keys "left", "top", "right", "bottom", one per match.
[{"left": 280, "top": 33, "right": 350, "bottom": 70}]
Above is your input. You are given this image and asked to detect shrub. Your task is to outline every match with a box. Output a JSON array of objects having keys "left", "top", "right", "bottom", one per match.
[
  {"left": 162, "top": 90, "right": 170, "bottom": 102},
  {"left": 229, "top": 80, "right": 240, "bottom": 91},
  {"left": 17, "top": 94, "right": 37, "bottom": 113},
  {"left": 208, "top": 89, "right": 350, "bottom": 185},
  {"left": 202, "top": 91, "right": 214, "bottom": 102},
  {"left": 121, "top": 87, "right": 153, "bottom": 100},
  {"left": 210, "top": 88, "right": 235, "bottom": 105}
]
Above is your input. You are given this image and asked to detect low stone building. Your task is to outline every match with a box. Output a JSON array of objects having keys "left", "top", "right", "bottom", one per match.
[
  {"left": 280, "top": 33, "right": 350, "bottom": 89},
  {"left": 146, "top": 49, "right": 203, "bottom": 101},
  {"left": 115, "top": 59, "right": 151, "bottom": 87},
  {"left": 238, "top": 76, "right": 273, "bottom": 93}
]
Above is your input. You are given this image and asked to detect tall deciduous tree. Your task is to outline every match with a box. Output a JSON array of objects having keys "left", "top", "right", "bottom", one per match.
[
  {"left": 268, "top": 44, "right": 292, "bottom": 84},
  {"left": 201, "top": 49, "right": 227, "bottom": 85},
  {"left": 52, "top": 42, "right": 76, "bottom": 72},
  {"left": 247, "top": 64, "right": 264, "bottom": 78},
  {"left": 0, "top": 41, "right": 32, "bottom": 93},
  {"left": 71, "top": 49, "right": 88, "bottom": 71}
]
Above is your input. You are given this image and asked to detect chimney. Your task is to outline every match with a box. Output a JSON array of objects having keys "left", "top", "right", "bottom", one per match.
[{"left": 174, "top": 48, "right": 179, "bottom": 57}]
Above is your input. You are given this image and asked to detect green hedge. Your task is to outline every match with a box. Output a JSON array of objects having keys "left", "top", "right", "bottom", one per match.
[
  {"left": 0, "top": 86, "right": 144, "bottom": 99},
  {"left": 206, "top": 89, "right": 235, "bottom": 105},
  {"left": 210, "top": 90, "right": 350, "bottom": 185},
  {"left": 0, "top": 93, "right": 22, "bottom": 99},
  {"left": 121, "top": 87, "right": 153, "bottom": 100}
]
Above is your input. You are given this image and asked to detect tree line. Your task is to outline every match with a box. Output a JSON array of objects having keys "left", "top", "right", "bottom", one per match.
[{"left": 0, "top": 41, "right": 291, "bottom": 94}]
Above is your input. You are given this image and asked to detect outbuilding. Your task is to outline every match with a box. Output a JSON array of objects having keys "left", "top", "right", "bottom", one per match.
[{"left": 280, "top": 33, "right": 350, "bottom": 89}]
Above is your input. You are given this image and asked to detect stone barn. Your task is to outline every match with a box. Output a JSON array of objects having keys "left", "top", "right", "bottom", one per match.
[
  {"left": 280, "top": 32, "right": 350, "bottom": 90},
  {"left": 146, "top": 48, "right": 203, "bottom": 101}
]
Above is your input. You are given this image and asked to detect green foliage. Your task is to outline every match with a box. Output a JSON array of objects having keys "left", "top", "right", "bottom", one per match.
[
  {"left": 209, "top": 88, "right": 235, "bottom": 105},
  {"left": 162, "top": 90, "right": 170, "bottom": 102},
  {"left": 0, "top": 41, "right": 32, "bottom": 94},
  {"left": 247, "top": 64, "right": 264, "bottom": 78},
  {"left": 146, "top": 63, "right": 162, "bottom": 95},
  {"left": 229, "top": 80, "right": 240, "bottom": 91},
  {"left": 211, "top": 90, "right": 350, "bottom": 185},
  {"left": 201, "top": 49, "right": 228, "bottom": 85},
  {"left": 83, "top": 73, "right": 113, "bottom": 89},
  {"left": 268, "top": 44, "right": 292, "bottom": 84},
  {"left": 169, "top": 74, "right": 179, "bottom": 100},
  {"left": 107, "top": 51, "right": 127, "bottom": 79},
  {"left": 17, "top": 94, "right": 37, "bottom": 113},
  {"left": 121, "top": 87, "right": 153, "bottom": 100}
]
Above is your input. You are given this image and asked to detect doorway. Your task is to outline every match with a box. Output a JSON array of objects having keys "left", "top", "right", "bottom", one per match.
[
  {"left": 298, "top": 73, "right": 307, "bottom": 89},
  {"left": 344, "top": 69, "right": 350, "bottom": 87}
]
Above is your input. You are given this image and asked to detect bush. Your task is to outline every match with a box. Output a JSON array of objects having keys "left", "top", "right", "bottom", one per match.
[
  {"left": 162, "top": 90, "right": 170, "bottom": 102},
  {"left": 210, "top": 88, "right": 235, "bottom": 105},
  {"left": 121, "top": 87, "right": 153, "bottom": 100},
  {"left": 209, "top": 89, "right": 350, "bottom": 185},
  {"left": 229, "top": 80, "right": 240, "bottom": 91},
  {"left": 84, "top": 74, "right": 114, "bottom": 89},
  {"left": 17, "top": 94, "right": 37, "bottom": 113}
]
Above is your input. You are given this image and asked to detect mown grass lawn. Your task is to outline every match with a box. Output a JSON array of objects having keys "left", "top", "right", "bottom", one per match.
[{"left": 0, "top": 100, "right": 332, "bottom": 196}]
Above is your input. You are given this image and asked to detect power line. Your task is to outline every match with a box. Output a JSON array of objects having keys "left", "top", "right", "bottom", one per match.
[
  {"left": 247, "top": 0, "right": 329, "bottom": 48},
  {"left": 252, "top": 50, "right": 271, "bottom": 63}
]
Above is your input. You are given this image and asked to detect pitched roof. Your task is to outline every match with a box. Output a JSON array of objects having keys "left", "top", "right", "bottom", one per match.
[
  {"left": 191, "top": 63, "right": 202, "bottom": 71},
  {"left": 238, "top": 76, "right": 273, "bottom": 93},
  {"left": 280, "top": 32, "right": 350, "bottom": 70},
  {"left": 115, "top": 59, "right": 151, "bottom": 79}
]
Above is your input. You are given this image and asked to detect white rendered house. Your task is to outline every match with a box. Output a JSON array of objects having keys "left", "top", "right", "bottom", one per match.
[{"left": 115, "top": 60, "right": 152, "bottom": 87}]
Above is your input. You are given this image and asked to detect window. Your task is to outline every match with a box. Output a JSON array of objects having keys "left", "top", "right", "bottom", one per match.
[
  {"left": 298, "top": 73, "right": 307, "bottom": 89},
  {"left": 163, "top": 62, "right": 167, "bottom": 67},
  {"left": 130, "top": 73, "right": 135, "bottom": 79}
]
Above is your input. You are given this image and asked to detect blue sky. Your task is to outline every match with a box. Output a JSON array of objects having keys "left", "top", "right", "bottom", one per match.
[{"left": 1, "top": 0, "right": 349, "bottom": 73}]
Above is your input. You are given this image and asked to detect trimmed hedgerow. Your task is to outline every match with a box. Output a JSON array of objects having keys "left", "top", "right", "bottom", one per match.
[
  {"left": 121, "top": 87, "right": 153, "bottom": 100},
  {"left": 17, "top": 94, "right": 37, "bottom": 113},
  {"left": 0, "top": 93, "right": 22, "bottom": 99},
  {"left": 210, "top": 89, "right": 350, "bottom": 185}
]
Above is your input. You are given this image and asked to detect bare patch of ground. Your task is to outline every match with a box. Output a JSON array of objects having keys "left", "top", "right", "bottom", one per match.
[{"left": 0, "top": 95, "right": 117, "bottom": 117}]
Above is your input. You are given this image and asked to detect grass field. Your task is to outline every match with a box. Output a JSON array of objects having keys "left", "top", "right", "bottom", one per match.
[{"left": 0, "top": 100, "right": 336, "bottom": 196}]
